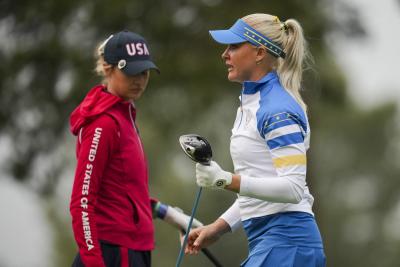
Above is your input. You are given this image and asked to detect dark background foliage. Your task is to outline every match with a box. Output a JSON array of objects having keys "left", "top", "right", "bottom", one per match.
[{"left": 1, "top": 0, "right": 399, "bottom": 266}]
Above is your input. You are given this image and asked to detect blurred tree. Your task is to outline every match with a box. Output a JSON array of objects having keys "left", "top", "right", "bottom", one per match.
[{"left": 1, "top": 0, "right": 399, "bottom": 266}]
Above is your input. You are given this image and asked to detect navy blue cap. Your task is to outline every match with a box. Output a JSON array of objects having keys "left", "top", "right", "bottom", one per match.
[
  {"left": 104, "top": 30, "right": 160, "bottom": 75},
  {"left": 209, "top": 19, "right": 286, "bottom": 59}
]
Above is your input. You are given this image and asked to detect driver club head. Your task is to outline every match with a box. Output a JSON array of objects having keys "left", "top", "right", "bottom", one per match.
[{"left": 179, "top": 134, "right": 212, "bottom": 165}]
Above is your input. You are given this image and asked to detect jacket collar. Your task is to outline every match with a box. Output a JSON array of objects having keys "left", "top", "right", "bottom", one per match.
[{"left": 242, "top": 71, "right": 278, "bottom": 94}]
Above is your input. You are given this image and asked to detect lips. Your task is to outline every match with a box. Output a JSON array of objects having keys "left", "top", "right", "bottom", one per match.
[{"left": 225, "top": 63, "right": 233, "bottom": 72}]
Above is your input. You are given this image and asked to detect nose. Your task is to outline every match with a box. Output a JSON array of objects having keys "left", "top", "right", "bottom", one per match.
[
  {"left": 132, "top": 71, "right": 149, "bottom": 83},
  {"left": 221, "top": 46, "right": 229, "bottom": 61}
]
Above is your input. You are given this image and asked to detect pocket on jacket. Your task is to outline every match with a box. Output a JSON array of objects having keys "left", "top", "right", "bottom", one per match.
[{"left": 127, "top": 194, "right": 140, "bottom": 225}]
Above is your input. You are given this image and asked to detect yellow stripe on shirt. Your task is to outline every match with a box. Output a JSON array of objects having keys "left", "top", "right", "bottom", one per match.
[{"left": 273, "top": 155, "right": 307, "bottom": 168}]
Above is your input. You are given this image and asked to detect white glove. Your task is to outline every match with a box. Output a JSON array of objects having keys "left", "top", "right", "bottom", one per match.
[{"left": 196, "top": 161, "right": 232, "bottom": 189}]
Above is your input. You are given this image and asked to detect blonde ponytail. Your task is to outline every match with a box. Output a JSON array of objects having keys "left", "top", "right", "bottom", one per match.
[
  {"left": 242, "top": 14, "right": 310, "bottom": 112},
  {"left": 94, "top": 35, "right": 114, "bottom": 84},
  {"left": 278, "top": 19, "right": 309, "bottom": 111}
]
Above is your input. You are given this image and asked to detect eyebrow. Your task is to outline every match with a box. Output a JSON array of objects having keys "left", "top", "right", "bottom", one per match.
[{"left": 229, "top": 43, "right": 246, "bottom": 48}]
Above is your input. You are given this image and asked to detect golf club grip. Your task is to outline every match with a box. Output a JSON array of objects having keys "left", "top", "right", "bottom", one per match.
[
  {"left": 180, "top": 229, "right": 223, "bottom": 267},
  {"left": 164, "top": 205, "right": 203, "bottom": 229}
]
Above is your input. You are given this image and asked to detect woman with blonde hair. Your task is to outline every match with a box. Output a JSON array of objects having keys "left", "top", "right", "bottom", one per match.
[
  {"left": 185, "top": 14, "right": 326, "bottom": 266},
  {"left": 69, "top": 30, "right": 159, "bottom": 267}
]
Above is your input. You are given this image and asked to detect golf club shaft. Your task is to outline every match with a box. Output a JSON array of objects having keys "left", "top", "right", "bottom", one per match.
[
  {"left": 201, "top": 247, "right": 223, "bottom": 267},
  {"left": 175, "top": 187, "right": 203, "bottom": 267}
]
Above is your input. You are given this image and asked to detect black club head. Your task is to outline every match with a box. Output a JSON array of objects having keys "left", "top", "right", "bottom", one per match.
[{"left": 179, "top": 134, "right": 212, "bottom": 165}]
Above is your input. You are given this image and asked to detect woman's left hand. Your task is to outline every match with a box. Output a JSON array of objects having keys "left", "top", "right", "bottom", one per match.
[
  {"left": 184, "top": 222, "right": 224, "bottom": 254},
  {"left": 195, "top": 161, "right": 232, "bottom": 189}
]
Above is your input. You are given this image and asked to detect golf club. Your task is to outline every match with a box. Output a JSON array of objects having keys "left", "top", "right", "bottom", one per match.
[
  {"left": 176, "top": 134, "right": 214, "bottom": 267},
  {"left": 179, "top": 134, "right": 213, "bottom": 165}
]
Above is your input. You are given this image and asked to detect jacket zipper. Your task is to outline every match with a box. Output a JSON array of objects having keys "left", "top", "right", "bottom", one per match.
[
  {"left": 237, "top": 89, "right": 244, "bottom": 129},
  {"left": 129, "top": 104, "right": 144, "bottom": 153}
]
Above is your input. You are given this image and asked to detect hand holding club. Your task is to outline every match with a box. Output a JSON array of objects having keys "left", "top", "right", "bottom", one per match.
[{"left": 196, "top": 161, "right": 232, "bottom": 189}]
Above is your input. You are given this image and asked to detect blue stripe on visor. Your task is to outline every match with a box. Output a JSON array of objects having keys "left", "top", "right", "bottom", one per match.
[
  {"left": 267, "top": 132, "right": 304, "bottom": 150},
  {"left": 209, "top": 19, "right": 286, "bottom": 58}
]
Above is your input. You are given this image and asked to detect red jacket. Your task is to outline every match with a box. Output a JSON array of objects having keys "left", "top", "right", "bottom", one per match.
[{"left": 69, "top": 85, "right": 154, "bottom": 267}]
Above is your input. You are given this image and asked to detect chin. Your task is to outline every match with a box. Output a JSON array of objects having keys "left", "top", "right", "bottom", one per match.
[
  {"left": 132, "top": 93, "right": 143, "bottom": 101},
  {"left": 227, "top": 74, "right": 241, "bottom": 83},
  {"left": 227, "top": 73, "right": 237, "bottom": 81}
]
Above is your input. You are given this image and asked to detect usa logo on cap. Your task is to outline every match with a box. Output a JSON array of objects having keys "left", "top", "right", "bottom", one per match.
[
  {"left": 103, "top": 30, "right": 160, "bottom": 75},
  {"left": 126, "top": 43, "right": 150, "bottom": 56}
]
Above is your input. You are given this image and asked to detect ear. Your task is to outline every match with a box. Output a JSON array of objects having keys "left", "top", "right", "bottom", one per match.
[
  {"left": 255, "top": 47, "right": 267, "bottom": 63},
  {"left": 103, "top": 63, "right": 114, "bottom": 76}
]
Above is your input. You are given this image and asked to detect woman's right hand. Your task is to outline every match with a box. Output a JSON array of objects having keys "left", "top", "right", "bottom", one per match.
[{"left": 184, "top": 218, "right": 230, "bottom": 254}]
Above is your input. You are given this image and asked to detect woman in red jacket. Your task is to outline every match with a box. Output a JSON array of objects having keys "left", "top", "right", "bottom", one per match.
[{"left": 69, "top": 30, "right": 159, "bottom": 267}]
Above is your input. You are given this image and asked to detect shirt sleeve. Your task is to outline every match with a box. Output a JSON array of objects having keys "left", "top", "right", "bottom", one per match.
[
  {"left": 240, "top": 112, "right": 307, "bottom": 204},
  {"left": 69, "top": 115, "right": 118, "bottom": 267},
  {"left": 219, "top": 199, "right": 242, "bottom": 232}
]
